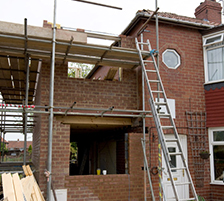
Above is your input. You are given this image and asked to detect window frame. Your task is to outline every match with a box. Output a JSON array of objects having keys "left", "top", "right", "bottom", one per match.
[
  {"left": 203, "top": 34, "right": 223, "bottom": 47},
  {"left": 209, "top": 127, "right": 224, "bottom": 185},
  {"left": 203, "top": 32, "right": 224, "bottom": 84},
  {"left": 162, "top": 49, "right": 181, "bottom": 69}
]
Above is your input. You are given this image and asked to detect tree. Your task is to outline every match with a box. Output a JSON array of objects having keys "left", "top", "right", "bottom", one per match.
[
  {"left": 28, "top": 145, "right": 32, "bottom": 155},
  {"left": 68, "top": 62, "right": 93, "bottom": 78},
  {"left": 70, "top": 142, "right": 78, "bottom": 160},
  {"left": 1, "top": 142, "right": 8, "bottom": 153}
]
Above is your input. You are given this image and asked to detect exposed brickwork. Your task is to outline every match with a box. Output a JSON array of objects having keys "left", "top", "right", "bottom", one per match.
[
  {"left": 33, "top": 60, "right": 141, "bottom": 199},
  {"left": 51, "top": 133, "right": 148, "bottom": 201},
  {"left": 32, "top": 67, "right": 42, "bottom": 182},
  {"left": 195, "top": 0, "right": 222, "bottom": 24},
  {"left": 43, "top": 20, "right": 52, "bottom": 29},
  {"left": 120, "top": 35, "right": 136, "bottom": 49}
]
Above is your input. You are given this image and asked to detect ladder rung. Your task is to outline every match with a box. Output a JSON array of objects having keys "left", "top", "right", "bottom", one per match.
[
  {"left": 158, "top": 113, "right": 171, "bottom": 117},
  {"left": 161, "top": 126, "right": 173, "bottom": 129},
  {"left": 165, "top": 139, "right": 178, "bottom": 142},
  {"left": 148, "top": 80, "right": 159, "bottom": 83},
  {"left": 175, "top": 182, "right": 190, "bottom": 186},
  {"left": 146, "top": 69, "right": 156, "bottom": 73},
  {"left": 152, "top": 90, "right": 163, "bottom": 93},
  {"left": 170, "top": 167, "right": 186, "bottom": 171},
  {"left": 167, "top": 198, "right": 196, "bottom": 201},
  {"left": 180, "top": 198, "right": 197, "bottom": 201},
  {"left": 138, "top": 42, "right": 148, "bottom": 45},
  {"left": 155, "top": 102, "right": 167, "bottom": 105},
  {"left": 144, "top": 60, "right": 153, "bottom": 63},
  {"left": 169, "top": 152, "right": 182, "bottom": 156}
]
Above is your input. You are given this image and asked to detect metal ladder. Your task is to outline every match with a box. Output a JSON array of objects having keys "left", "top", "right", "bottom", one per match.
[{"left": 135, "top": 37, "right": 198, "bottom": 201}]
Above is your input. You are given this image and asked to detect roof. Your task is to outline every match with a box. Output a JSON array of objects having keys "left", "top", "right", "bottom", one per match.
[
  {"left": 143, "top": 10, "right": 219, "bottom": 26},
  {"left": 122, "top": 9, "right": 218, "bottom": 35},
  {"left": 7, "top": 140, "right": 32, "bottom": 150}
]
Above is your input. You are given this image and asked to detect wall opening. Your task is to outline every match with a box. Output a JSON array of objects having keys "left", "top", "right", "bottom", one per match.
[
  {"left": 70, "top": 130, "right": 128, "bottom": 175},
  {"left": 68, "top": 62, "right": 94, "bottom": 78}
]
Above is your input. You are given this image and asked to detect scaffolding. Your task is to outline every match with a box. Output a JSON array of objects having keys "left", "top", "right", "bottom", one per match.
[
  {"left": 0, "top": 5, "right": 156, "bottom": 201},
  {"left": 0, "top": 0, "right": 189, "bottom": 200}
]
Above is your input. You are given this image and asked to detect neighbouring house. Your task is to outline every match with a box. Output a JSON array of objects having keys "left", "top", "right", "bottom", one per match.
[
  {"left": 0, "top": 0, "right": 224, "bottom": 201},
  {"left": 7, "top": 139, "right": 32, "bottom": 156}
]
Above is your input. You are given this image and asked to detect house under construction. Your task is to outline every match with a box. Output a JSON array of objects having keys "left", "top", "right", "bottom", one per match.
[{"left": 1, "top": 0, "right": 224, "bottom": 201}]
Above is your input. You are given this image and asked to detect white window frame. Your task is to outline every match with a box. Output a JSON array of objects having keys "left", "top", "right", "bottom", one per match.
[
  {"left": 203, "top": 34, "right": 223, "bottom": 47},
  {"left": 162, "top": 49, "right": 181, "bottom": 69},
  {"left": 209, "top": 127, "right": 224, "bottom": 185},
  {"left": 203, "top": 32, "right": 224, "bottom": 84}
]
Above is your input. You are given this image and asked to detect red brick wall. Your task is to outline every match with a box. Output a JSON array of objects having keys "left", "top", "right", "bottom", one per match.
[
  {"left": 34, "top": 60, "right": 141, "bottom": 199},
  {"left": 64, "top": 133, "right": 149, "bottom": 201},
  {"left": 39, "top": 61, "right": 137, "bottom": 109},
  {"left": 210, "top": 185, "right": 224, "bottom": 200},
  {"left": 127, "top": 20, "right": 212, "bottom": 199},
  {"left": 32, "top": 66, "right": 42, "bottom": 182}
]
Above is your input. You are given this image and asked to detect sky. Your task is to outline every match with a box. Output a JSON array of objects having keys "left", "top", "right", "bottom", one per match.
[
  {"left": 0, "top": 0, "right": 223, "bottom": 141},
  {"left": 0, "top": 0, "right": 220, "bottom": 36}
]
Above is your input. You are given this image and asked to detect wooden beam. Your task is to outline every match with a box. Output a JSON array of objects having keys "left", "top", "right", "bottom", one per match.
[
  {"left": 2, "top": 173, "right": 16, "bottom": 201},
  {"left": 23, "top": 165, "right": 45, "bottom": 201},
  {"left": 21, "top": 176, "right": 34, "bottom": 201},
  {"left": 104, "top": 67, "right": 118, "bottom": 81},
  {"left": 56, "top": 116, "right": 132, "bottom": 126},
  {"left": 12, "top": 173, "right": 24, "bottom": 201}
]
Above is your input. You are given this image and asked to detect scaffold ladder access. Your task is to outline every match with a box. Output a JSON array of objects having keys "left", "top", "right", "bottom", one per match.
[{"left": 135, "top": 37, "right": 198, "bottom": 201}]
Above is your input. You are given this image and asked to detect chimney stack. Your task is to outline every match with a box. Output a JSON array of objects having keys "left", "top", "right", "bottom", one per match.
[{"left": 195, "top": 0, "right": 222, "bottom": 24}]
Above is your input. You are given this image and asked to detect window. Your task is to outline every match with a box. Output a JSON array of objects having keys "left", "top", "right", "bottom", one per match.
[
  {"left": 204, "top": 34, "right": 223, "bottom": 46},
  {"left": 203, "top": 33, "right": 224, "bottom": 83},
  {"left": 209, "top": 128, "right": 224, "bottom": 184},
  {"left": 162, "top": 49, "right": 181, "bottom": 69},
  {"left": 168, "top": 147, "right": 177, "bottom": 172}
]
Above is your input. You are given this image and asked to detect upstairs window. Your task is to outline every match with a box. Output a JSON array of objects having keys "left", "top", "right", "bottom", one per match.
[{"left": 203, "top": 33, "right": 224, "bottom": 83}]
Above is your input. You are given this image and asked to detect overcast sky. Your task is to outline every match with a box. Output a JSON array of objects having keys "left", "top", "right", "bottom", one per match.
[
  {"left": 0, "top": 0, "right": 223, "bottom": 141},
  {"left": 1, "top": 0, "right": 221, "bottom": 35}
]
